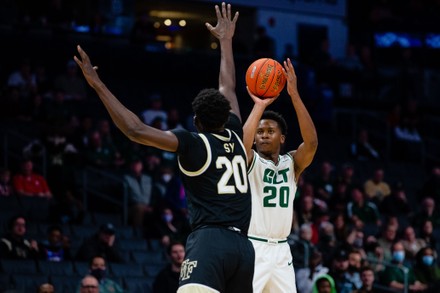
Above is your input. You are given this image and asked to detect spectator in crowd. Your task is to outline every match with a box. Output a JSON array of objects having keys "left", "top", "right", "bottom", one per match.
[
  {"left": 363, "top": 168, "right": 391, "bottom": 204},
  {"left": 83, "top": 131, "right": 125, "bottom": 168},
  {"left": 364, "top": 236, "right": 385, "bottom": 274},
  {"left": 140, "top": 93, "right": 168, "bottom": 130},
  {"left": 43, "top": 88, "right": 75, "bottom": 128},
  {"left": 12, "top": 158, "right": 52, "bottom": 198},
  {"left": 0, "top": 167, "right": 14, "bottom": 196},
  {"left": 76, "top": 256, "right": 123, "bottom": 293},
  {"left": 350, "top": 129, "right": 381, "bottom": 161},
  {"left": 0, "top": 215, "right": 39, "bottom": 259},
  {"left": 380, "top": 182, "right": 412, "bottom": 219},
  {"left": 38, "top": 224, "right": 71, "bottom": 261},
  {"left": 253, "top": 26, "right": 276, "bottom": 59},
  {"left": 351, "top": 266, "right": 375, "bottom": 293},
  {"left": 54, "top": 60, "right": 87, "bottom": 101},
  {"left": 337, "top": 163, "right": 360, "bottom": 193},
  {"left": 153, "top": 241, "right": 186, "bottom": 293},
  {"left": 332, "top": 213, "right": 352, "bottom": 245},
  {"left": 413, "top": 247, "right": 440, "bottom": 293},
  {"left": 292, "top": 223, "right": 316, "bottom": 269},
  {"left": 79, "top": 275, "right": 100, "bottom": 293},
  {"left": 49, "top": 190, "right": 85, "bottom": 225},
  {"left": 381, "top": 241, "right": 427, "bottom": 292},
  {"left": 295, "top": 194, "right": 316, "bottom": 227},
  {"left": 420, "top": 166, "right": 440, "bottom": 205},
  {"left": 123, "top": 158, "right": 155, "bottom": 229},
  {"left": 317, "top": 221, "right": 339, "bottom": 267},
  {"left": 346, "top": 250, "right": 363, "bottom": 289},
  {"left": 166, "top": 107, "right": 185, "bottom": 130},
  {"left": 296, "top": 250, "right": 329, "bottom": 293},
  {"left": 329, "top": 249, "right": 357, "bottom": 293},
  {"left": 347, "top": 187, "right": 381, "bottom": 235},
  {"left": 312, "top": 160, "right": 335, "bottom": 202},
  {"left": 402, "top": 225, "right": 427, "bottom": 263},
  {"left": 38, "top": 283, "right": 55, "bottom": 293},
  {"left": 154, "top": 163, "right": 187, "bottom": 215},
  {"left": 70, "top": 114, "right": 95, "bottom": 152},
  {"left": 377, "top": 223, "right": 399, "bottom": 262},
  {"left": 419, "top": 220, "right": 437, "bottom": 251},
  {"left": 312, "top": 274, "right": 337, "bottom": 293},
  {"left": 76, "top": 223, "right": 125, "bottom": 263},
  {"left": 151, "top": 207, "right": 190, "bottom": 248},
  {"left": 7, "top": 58, "right": 37, "bottom": 99},
  {"left": 412, "top": 197, "right": 440, "bottom": 228},
  {"left": 329, "top": 180, "right": 351, "bottom": 215}
]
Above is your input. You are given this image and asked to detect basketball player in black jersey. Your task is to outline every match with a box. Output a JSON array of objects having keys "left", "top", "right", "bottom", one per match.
[{"left": 74, "top": 2, "right": 254, "bottom": 293}]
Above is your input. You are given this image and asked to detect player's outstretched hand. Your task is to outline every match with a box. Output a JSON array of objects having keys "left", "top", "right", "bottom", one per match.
[
  {"left": 205, "top": 2, "right": 238, "bottom": 41},
  {"left": 246, "top": 86, "right": 278, "bottom": 107},
  {"left": 74, "top": 45, "right": 100, "bottom": 88},
  {"left": 282, "top": 58, "right": 299, "bottom": 98}
]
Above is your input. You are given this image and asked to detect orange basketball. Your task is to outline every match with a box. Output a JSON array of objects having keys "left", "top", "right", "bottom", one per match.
[{"left": 245, "top": 58, "right": 286, "bottom": 99}]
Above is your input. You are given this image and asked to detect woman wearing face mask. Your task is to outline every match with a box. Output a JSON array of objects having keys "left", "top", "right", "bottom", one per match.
[
  {"left": 76, "top": 256, "right": 124, "bottom": 293},
  {"left": 381, "top": 241, "right": 427, "bottom": 292},
  {"left": 414, "top": 247, "right": 440, "bottom": 293},
  {"left": 151, "top": 207, "right": 190, "bottom": 249}
]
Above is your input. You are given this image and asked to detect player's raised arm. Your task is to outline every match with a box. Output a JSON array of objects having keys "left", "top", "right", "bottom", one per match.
[
  {"left": 243, "top": 88, "right": 278, "bottom": 164},
  {"left": 74, "top": 45, "right": 178, "bottom": 152},
  {"left": 283, "top": 58, "right": 318, "bottom": 179},
  {"left": 206, "top": 2, "right": 240, "bottom": 120}
]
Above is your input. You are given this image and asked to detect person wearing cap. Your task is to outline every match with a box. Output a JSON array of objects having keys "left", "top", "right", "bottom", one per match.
[
  {"left": 75, "top": 223, "right": 125, "bottom": 263},
  {"left": 329, "top": 249, "right": 356, "bottom": 293}
]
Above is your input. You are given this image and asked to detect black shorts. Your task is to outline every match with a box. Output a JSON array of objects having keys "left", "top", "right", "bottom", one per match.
[{"left": 179, "top": 226, "right": 255, "bottom": 293}]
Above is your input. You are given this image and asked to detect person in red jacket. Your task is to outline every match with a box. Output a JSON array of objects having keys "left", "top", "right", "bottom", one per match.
[{"left": 12, "top": 158, "right": 52, "bottom": 198}]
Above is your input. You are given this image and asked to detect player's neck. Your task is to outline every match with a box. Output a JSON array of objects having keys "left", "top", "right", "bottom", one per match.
[{"left": 258, "top": 151, "right": 279, "bottom": 164}]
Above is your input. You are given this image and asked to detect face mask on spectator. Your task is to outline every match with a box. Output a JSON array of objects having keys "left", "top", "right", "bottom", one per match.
[
  {"left": 91, "top": 268, "right": 106, "bottom": 282},
  {"left": 392, "top": 251, "right": 405, "bottom": 263},
  {"left": 422, "top": 255, "right": 434, "bottom": 266},
  {"left": 163, "top": 214, "right": 173, "bottom": 223},
  {"left": 162, "top": 174, "right": 172, "bottom": 183}
]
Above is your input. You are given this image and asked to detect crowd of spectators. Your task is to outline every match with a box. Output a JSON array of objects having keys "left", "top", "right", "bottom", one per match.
[{"left": 1, "top": 3, "right": 440, "bottom": 292}]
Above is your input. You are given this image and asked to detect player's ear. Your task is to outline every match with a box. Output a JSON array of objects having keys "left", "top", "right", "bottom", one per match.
[{"left": 280, "top": 135, "right": 286, "bottom": 144}]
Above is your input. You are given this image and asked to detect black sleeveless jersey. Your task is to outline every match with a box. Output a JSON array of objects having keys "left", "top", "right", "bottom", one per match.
[{"left": 171, "top": 113, "right": 251, "bottom": 234}]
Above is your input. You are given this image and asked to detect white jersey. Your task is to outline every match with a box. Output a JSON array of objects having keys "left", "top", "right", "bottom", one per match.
[{"left": 248, "top": 150, "right": 297, "bottom": 239}]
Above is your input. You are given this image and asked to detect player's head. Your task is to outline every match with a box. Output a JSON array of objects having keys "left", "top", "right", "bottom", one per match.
[
  {"left": 254, "top": 110, "right": 287, "bottom": 155},
  {"left": 261, "top": 110, "right": 287, "bottom": 135},
  {"left": 192, "top": 88, "right": 231, "bottom": 132}
]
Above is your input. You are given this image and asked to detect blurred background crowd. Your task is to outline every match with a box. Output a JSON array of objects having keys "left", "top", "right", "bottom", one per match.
[{"left": 1, "top": 0, "right": 440, "bottom": 292}]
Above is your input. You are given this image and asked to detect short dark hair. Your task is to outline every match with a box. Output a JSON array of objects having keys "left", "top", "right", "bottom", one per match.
[
  {"left": 192, "top": 88, "right": 231, "bottom": 131},
  {"left": 360, "top": 265, "right": 374, "bottom": 274},
  {"left": 261, "top": 110, "right": 287, "bottom": 135},
  {"left": 46, "top": 225, "right": 62, "bottom": 235}
]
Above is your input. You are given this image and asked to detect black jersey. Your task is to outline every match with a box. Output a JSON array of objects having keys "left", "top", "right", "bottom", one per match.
[{"left": 172, "top": 113, "right": 251, "bottom": 234}]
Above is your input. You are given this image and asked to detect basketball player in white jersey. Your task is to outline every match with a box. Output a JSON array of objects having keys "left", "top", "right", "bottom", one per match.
[{"left": 243, "top": 58, "right": 318, "bottom": 293}]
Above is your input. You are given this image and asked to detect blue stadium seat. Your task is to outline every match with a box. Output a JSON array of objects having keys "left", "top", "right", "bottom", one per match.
[
  {"left": 19, "top": 197, "right": 51, "bottom": 222},
  {"left": 50, "top": 275, "right": 82, "bottom": 293},
  {"left": 0, "top": 196, "right": 21, "bottom": 212},
  {"left": 0, "top": 259, "right": 38, "bottom": 274},
  {"left": 73, "top": 261, "right": 90, "bottom": 276},
  {"left": 0, "top": 274, "right": 11, "bottom": 292},
  {"left": 123, "top": 276, "right": 154, "bottom": 293},
  {"left": 110, "top": 263, "right": 144, "bottom": 277},
  {"left": 131, "top": 250, "right": 167, "bottom": 265},
  {"left": 70, "top": 225, "right": 97, "bottom": 239},
  {"left": 143, "top": 264, "right": 165, "bottom": 278},
  {"left": 93, "top": 212, "right": 122, "bottom": 226},
  {"left": 118, "top": 238, "right": 148, "bottom": 251},
  {"left": 10, "top": 274, "right": 48, "bottom": 292},
  {"left": 38, "top": 260, "right": 75, "bottom": 276}
]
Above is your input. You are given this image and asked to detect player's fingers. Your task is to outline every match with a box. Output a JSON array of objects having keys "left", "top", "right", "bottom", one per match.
[
  {"left": 221, "top": 2, "right": 227, "bottom": 19},
  {"left": 215, "top": 5, "right": 221, "bottom": 20},
  {"left": 226, "top": 3, "right": 231, "bottom": 20},
  {"left": 205, "top": 23, "right": 214, "bottom": 31},
  {"left": 232, "top": 11, "right": 239, "bottom": 24},
  {"left": 73, "top": 56, "right": 82, "bottom": 67},
  {"left": 93, "top": 66, "right": 98, "bottom": 71}
]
